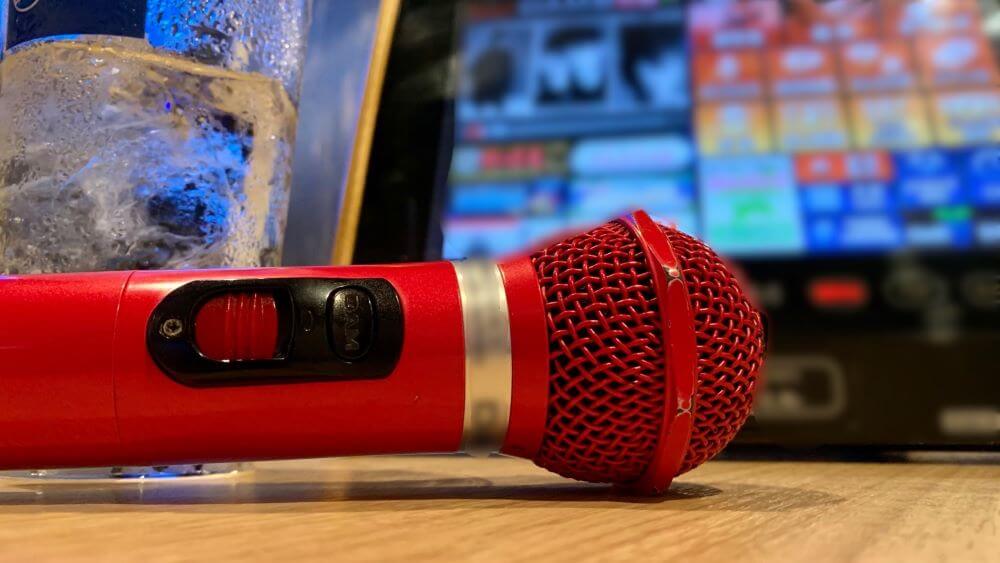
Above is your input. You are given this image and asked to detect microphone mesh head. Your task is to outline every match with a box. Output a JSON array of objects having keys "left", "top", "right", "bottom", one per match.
[
  {"left": 529, "top": 220, "right": 765, "bottom": 484},
  {"left": 664, "top": 227, "right": 764, "bottom": 475}
]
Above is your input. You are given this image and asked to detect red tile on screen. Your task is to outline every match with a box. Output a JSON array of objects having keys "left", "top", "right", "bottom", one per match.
[
  {"left": 916, "top": 34, "right": 1000, "bottom": 89},
  {"left": 795, "top": 153, "right": 848, "bottom": 183},
  {"left": 884, "top": 0, "right": 982, "bottom": 36},
  {"left": 841, "top": 40, "right": 917, "bottom": 93},
  {"left": 693, "top": 50, "right": 767, "bottom": 101},
  {"left": 689, "top": 0, "right": 782, "bottom": 51},
  {"left": 782, "top": 0, "right": 879, "bottom": 44},
  {"left": 769, "top": 45, "right": 841, "bottom": 97},
  {"left": 796, "top": 151, "right": 894, "bottom": 184}
]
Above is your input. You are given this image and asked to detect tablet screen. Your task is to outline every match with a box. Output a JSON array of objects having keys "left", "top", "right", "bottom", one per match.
[{"left": 441, "top": 0, "right": 1000, "bottom": 259}]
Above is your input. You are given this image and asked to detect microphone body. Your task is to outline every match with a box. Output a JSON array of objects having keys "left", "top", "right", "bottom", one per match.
[
  {"left": 0, "top": 259, "right": 548, "bottom": 470},
  {"left": 0, "top": 211, "right": 766, "bottom": 493}
]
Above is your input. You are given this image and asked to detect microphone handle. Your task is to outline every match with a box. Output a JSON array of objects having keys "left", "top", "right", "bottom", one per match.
[{"left": 0, "top": 259, "right": 549, "bottom": 470}]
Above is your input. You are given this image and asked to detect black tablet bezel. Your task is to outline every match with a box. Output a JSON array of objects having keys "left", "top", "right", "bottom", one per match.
[{"left": 347, "top": 0, "right": 458, "bottom": 265}]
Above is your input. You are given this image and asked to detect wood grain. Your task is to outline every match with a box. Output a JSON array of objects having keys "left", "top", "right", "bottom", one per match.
[{"left": 0, "top": 456, "right": 995, "bottom": 562}]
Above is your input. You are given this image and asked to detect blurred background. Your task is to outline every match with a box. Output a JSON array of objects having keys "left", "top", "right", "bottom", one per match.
[{"left": 290, "top": 0, "right": 998, "bottom": 452}]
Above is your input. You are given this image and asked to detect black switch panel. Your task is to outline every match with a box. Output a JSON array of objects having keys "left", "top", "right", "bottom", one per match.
[{"left": 147, "top": 278, "right": 403, "bottom": 387}]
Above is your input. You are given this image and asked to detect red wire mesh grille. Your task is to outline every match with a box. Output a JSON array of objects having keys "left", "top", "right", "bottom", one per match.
[
  {"left": 662, "top": 228, "right": 765, "bottom": 475},
  {"left": 530, "top": 220, "right": 765, "bottom": 484},
  {"left": 530, "top": 221, "right": 666, "bottom": 484}
]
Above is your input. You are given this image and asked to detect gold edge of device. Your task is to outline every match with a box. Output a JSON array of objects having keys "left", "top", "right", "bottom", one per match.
[{"left": 330, "top": 0, "right": 402, "bottom": 266}]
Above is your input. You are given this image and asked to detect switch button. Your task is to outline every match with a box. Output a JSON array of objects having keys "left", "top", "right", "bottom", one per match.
[{"left": 194, "top": 292, "right": 280, "bottom": 362}]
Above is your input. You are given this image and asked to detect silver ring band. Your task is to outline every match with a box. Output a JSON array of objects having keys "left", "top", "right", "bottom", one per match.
[{"left": 452, "top": 261, "right": 513, "bottom": 455}]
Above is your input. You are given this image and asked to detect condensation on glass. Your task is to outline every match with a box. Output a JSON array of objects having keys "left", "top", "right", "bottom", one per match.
[
  {"left": 0, "top": 0, "right": 311, "bottom": 479},
  {"left": 0, "top": 0, "right": 311, "bottom": 274}
]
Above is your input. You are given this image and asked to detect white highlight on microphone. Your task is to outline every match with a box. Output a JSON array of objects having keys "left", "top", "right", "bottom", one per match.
[{"left": 452, "top": 261, "right": 513, "bottom": 455}]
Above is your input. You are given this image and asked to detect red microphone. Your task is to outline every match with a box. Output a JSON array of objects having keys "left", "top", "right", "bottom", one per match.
[{"left": 0, "top": 211, "right": 765, "bottom": 493}]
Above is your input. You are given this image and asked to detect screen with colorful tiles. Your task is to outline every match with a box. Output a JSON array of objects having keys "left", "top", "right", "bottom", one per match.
[{"left": 442, "top": 0, "right": 1000, "bottom": 259}]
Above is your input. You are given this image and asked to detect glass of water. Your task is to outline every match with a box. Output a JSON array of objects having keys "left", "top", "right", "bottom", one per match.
[{"left": 0, "top": 0, "right": 312, "bottom": 477}]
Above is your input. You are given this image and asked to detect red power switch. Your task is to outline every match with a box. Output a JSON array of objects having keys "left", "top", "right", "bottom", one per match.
[{"left": 194, "top": 292, "right": 280, "bottom": 362}]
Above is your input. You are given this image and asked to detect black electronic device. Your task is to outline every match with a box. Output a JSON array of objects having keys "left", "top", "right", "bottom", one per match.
[{"left": 340, "top": 0, "right": 1000, "bottom": 451}]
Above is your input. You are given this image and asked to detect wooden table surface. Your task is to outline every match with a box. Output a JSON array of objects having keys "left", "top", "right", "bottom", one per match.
[{"left": 0, "top": 455, "right": 996, "bottom": 562}]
